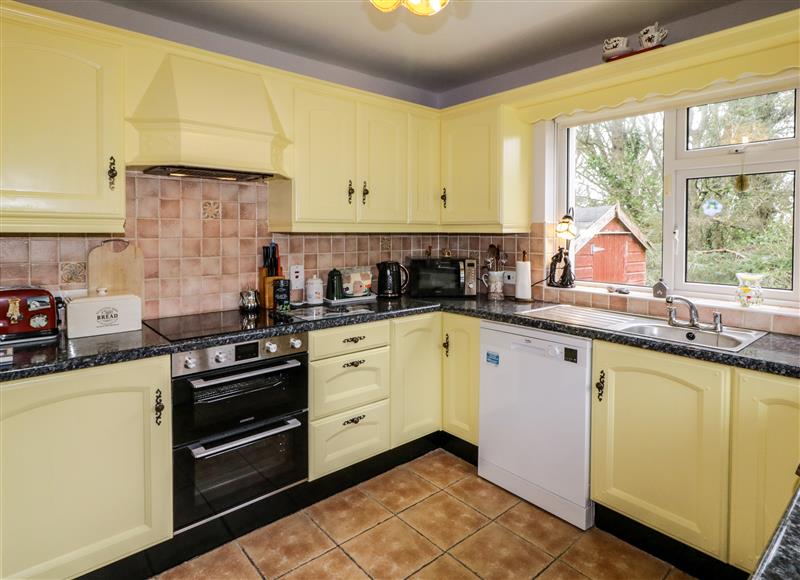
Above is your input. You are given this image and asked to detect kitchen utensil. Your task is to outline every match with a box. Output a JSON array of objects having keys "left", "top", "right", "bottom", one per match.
[
  {"left": 376, "top": 261, "right": 409, "bottom": 298},
  {"left": 87, "top": 239, "right": 144, "bottom": 301},
  {"left": 342, "top": 267, "right": 372, "bottom": 297},
  {"left": 66, "top": 293, "right": 141, "bottom": 338},
  {"left": 240, "top": 289, "right": 260, "bottom": 312},
  {"left": 326, "top": 269, "right": 345, "bottom": 300},
  {"left": 305, "top": 275, "right": 324, "bottom": 305},
  {"left": 0, "top": 286, "right": 58, "bottom": 344}
]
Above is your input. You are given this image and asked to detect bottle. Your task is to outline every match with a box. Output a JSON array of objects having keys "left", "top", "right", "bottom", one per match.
[{"left": 652, "top": 278, "right": 669, "bottom": 298}]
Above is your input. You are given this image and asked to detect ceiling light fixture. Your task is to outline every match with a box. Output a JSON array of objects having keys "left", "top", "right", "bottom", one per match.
[{"left": 370, "top": 0, "right": 449, "bottom": 16}]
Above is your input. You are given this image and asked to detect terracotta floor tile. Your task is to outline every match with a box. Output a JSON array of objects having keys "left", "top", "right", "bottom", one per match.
[
  {"left": 358, "top": 467, "right": 437, "bottom": 512},
  {"left": 406, "top": 449, "right": 476, "bottom": 487},
  {"left": 158, "top": 542, "right": 260, "bottom": 580},
  {"left": 239, "top": 512, "right": 335, "bottom": 578},
  {"left": 281, "top": 548, "right": 368, "bottom": 580},
  {"left": 450, "top": 522, "right": 552, "bottom": 580},
  {"left": 400, "top": 491, "right": 488, "bottom": 549},
  {"left": 497, "top": 501, "right": 583, "bottom": 555},
  {"left": 342, "top": 518, "right": 441, "bottom": 579},
  {"left": 665, "top": 568, "right": 696, "bottom": 579},
  {"left": 410, "top": 554, "right": 479, "bottom": 579},
  {"left": 306, "top": 487, "right": 392, "bottom": 543},
  {"left": 561, "top": 528, "right": 670, "bottom": 580},
  {"left": 446, "top": 475, "right": 519, "bottom": 518},
  {"left": 537, "top": 561, "right": 589, "bottom": 580}
]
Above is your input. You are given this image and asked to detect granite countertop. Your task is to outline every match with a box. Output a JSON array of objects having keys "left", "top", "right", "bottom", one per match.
[
  {"left": 1, "top": 296, "right": 799, "bottom": 383},
  {"left": 752, "top": 484, "right": 800, "bottom": 579}
]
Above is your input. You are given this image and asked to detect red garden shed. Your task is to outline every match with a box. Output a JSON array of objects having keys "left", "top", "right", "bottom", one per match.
[{"left": 573, "top": 204, "right": 651, "bottom": 285}]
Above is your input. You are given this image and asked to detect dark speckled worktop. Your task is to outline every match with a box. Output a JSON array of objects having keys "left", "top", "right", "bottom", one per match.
[
  {"left": 1, "top": 296, "right": 798, "bottom": 382},
  {"left": 752, "top": 484, "right": 800, "bottom": 579}
]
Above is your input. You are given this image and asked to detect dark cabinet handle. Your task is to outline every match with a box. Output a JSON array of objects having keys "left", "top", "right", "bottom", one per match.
[
  {"left": 795, "top": 462, "right": 800, "bottom": 477},
  {"left": 107, "top": 156, "right": 118, "bottom": 190},
  {"left": 440, "top": 187, "right": 447, "bottom": 208},
  {"left": 362, "top": 181, "right": 369, "bottom": 205},
  {"left": 343, "top": 414, "right": 366, "bottom": 426},
  {"left": 347, "top": 180, "right": 354, "bottom": 204},
  {"left": 442, "top": 333, "right": 450, "bottom": 357},
  {"left": 595, "top": 370, "right": 605, "bottom": 402},
  {"left": 154, "top": 388, "right": 164, "bottom": 426},
  {"left": 342, "top": 335, "right": 366, "bottom": 344},
  {"left": 343, "top": 359, "right": 365, "bottom": 368}
]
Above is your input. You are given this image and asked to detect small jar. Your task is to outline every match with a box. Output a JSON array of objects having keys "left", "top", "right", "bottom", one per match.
[{"left": 735, "top": 273, "right": 764, "bottom": 307}]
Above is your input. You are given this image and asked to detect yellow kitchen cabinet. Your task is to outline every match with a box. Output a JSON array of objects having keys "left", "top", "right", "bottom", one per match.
[
  {"left": 408, "top": 113, "right": 441, "bottom": 225},
  {"left": 0, "top": 4, "right": 125, "bottom": 233},
  {"left": 728, "top": 369, "right": 800, "bottom": 572},
  {"left": 310, "top": 346, "right": 390, "bottom": 420},
  {"left": 357, "top": 102, "right": 408, "bottom": 223},
  {"left": 0, "top": 357, "right": 172, "bottom": 579},
  {"left": 591, "top": 341, "right": 730, "bottom": 559},
  {"left": 309, "top": 399, "right": 391, "bottom": 480},
  {"left": 309, "top": 320, "right": 390, "bottom": 361},
  {"left": 291, "top": 87, "right": 357, "bottom": 224},
  {"left": 390, "top": 313, "right": 443, "bottom": 447},
  {"left": 440, "top": 104, "right": 530, "bottom": 233},
  {"left": 442, "top": 313, "right": 481, "bottom": 444}
]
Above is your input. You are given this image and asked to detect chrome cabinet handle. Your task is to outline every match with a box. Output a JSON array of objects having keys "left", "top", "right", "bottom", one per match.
[
  {"left": 190, "top": 418, "right": 302, "bottom": 459},
  {"left": 347, "top": 180, "right": 354, "bottom": 204},
  {"left": 189, "top": 360, "right": 301, "bottom": 389},
  {"left": 342, "top": 335, "right": 366, "bottom": 344},
  {"left": 595, "top": 370, "right": 605, "bottom": 402},
  {"left": 362, "top": 181, "right": 369, "bottom": 205},
  {"left": 154, "top": 388, "right": 164, "bottom": 426},
  {"left": 440, "top": 187, "right": 447, "bottom": 208},
  {"left": 107, "top": 156, "right": 118, "bottom": 190},
  {"left": 342, "top": 414, "right": 366, "bottom": 426},
  {"left": 442, "top": 333, "right": 450, "bottom": 357},
  {"left": 343, "top": 359, "right": 365, "bottom": 368}
]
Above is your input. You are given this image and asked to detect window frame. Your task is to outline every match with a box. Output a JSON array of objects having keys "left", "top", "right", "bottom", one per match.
[{"left": 556, "top": 76, "right": 800, "bottom": 307}]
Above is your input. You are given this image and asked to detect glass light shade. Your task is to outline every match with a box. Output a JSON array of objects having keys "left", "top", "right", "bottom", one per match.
[
  {"left": 556, "top": 210, "right": 578, "bottom": 240},
  {"left": 370, "top": 0, "right": 402, "bottom": 12},
  {"left": 404, "top": 0, "right": 448, "bottom": 16}
]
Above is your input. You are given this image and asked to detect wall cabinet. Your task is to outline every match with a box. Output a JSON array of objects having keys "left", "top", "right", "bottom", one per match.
[
  {"left": 0, "top": 5, "right": 125, "bottom": 233},
  {"left": 442, "top": 313, "right": 481, "bottom": 444},
  {"left": 409, "top": 113, "right": 441, "bottom": 225},
  {"left": 0, "top": 357, "right": 172, "bottom": 579},
  {"left": 591, "top": 341, "right": 730, "bottom": 559},
  {"left": 729, "top": 369, "right": 800, "bottom": 572},
  {"left": 390, "top": 313, "right": 443, "bottom": 448}
]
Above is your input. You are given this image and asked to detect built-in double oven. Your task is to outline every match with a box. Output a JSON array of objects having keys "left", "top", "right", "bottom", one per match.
[{"left": 171, "top": 334, "right": 308, "bottom": 532}]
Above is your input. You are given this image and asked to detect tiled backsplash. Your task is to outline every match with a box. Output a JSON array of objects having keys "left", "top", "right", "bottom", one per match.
[{"left": 0, "top": 172, "right": 797, "bottom": 334}]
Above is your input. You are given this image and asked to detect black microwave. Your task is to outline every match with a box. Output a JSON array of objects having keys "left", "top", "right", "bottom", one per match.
[{"left": 409, "top": 258, "right": 478, "bottom": 298}]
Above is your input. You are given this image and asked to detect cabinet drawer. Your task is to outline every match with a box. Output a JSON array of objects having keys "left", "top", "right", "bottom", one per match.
[
  {"left": 309, "top": 399, "right": 390, "bottom": 480},
  {"left": 310, "top": 346, "right": 390, "bottom": 420},
  {"left": 309, "top": 321, "right": 389, "bottom": 361}
]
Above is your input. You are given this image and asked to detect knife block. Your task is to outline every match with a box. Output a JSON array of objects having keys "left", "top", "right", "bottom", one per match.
[{"left": 258, "top": 269, "right": 284, "bottom": 309}]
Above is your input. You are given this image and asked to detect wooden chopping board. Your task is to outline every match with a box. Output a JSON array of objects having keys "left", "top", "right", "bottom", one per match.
[{"left": 87, "top": 239, "right": 145, "bottom": 301}]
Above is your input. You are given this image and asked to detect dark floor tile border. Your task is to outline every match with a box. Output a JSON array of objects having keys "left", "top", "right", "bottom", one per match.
[
  {"left": 80, "top": 431, "right": 474, "bottom": 579},
  {"left": 594, "top": 504, "right": 747, "bottom": 580}
]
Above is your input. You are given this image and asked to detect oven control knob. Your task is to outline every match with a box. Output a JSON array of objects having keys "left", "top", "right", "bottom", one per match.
[
  {"left": 264, "top": 341, "right": 278, "bottom": 353},
  {"left": 184, "top": 356, "right": 197, "bottom": 369},
  {"left": 214, "top": 352, "right": 227, "bottom": 363},
  {"left": 289, "top": 338, "right": 302, "bottom": 349}
]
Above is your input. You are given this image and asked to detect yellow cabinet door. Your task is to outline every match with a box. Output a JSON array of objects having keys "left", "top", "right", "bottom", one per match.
[
  {"left": 408, "top": 113, "right": 441, "bottom": 225},
  {"left": 293, "top": 88, "right": 357, "bottom": 223},
  {"left": 729, "top": 369, "right": 800, "bottom": 572},
  {"left": 0, "top": 7, "right": 125, "bottom": 233},
  {"left": 309, "top": 320, "right": 390, "bottom": 361},
  {"left": 591, "top": 341, "right": 730, "bottom": 559},
  {"left": 440, "top": 108, "right": 498, "bottom": 225},
  {"left": 390, "top": 313, "right": 442, "bottom": 447},
  {"left": 0, "top": 357, "right": 172, "bottom": 579},
  {"left": 310, "top": 346, "right": 390, "bottom": 420},
  {"left": 442, "top": 313, "right": 480, "bottom": 444},
  {"left": 357, "top": 102, "right": 408, "bottom": 223},
  {"left": 309, "top": 399, "right": 391, "bottom": 481}
]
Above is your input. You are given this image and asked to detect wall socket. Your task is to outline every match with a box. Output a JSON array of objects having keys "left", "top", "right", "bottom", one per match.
[
  {"left": 290, "top": 265, "right": 305, "bottom": 290},
  {"left": 503, "top": 270, "right": 516, "bottom": 284}
]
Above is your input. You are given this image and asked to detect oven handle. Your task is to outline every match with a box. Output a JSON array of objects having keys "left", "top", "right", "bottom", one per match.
[
  {"left": 189, "top": 359, "right": 302, "bottom": 390},
  {"left": 190, "top": 417, "right": 302, "bottom": 459}
]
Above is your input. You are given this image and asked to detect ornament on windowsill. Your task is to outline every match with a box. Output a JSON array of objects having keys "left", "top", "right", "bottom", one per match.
[{"left": 602, "top": 22, "right": 668, "bottom": 62}]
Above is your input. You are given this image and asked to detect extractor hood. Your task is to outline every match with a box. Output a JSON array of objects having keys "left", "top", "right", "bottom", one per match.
[{"left": 127, "top": 54, "right": 290, "bottom": 179}]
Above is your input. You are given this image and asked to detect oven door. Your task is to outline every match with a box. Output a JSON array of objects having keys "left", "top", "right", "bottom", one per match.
[
  {"left": 173, "top": 353, "right": 307, "bottom": 445},
  {"left": 409, "top": 259, "right": 465, "bottom": 297},
  {"left": 173, "top": 410, "right": 308, "bottom": 531}
]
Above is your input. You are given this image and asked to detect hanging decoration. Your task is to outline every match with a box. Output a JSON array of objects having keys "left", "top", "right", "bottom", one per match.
[{"left": 370, "top": 0, "right": 449, "bottom": 16}]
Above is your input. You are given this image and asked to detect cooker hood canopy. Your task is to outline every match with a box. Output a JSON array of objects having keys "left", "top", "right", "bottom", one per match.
[{"left": 127, "top": 54, "right": 290, "bottom": 179}]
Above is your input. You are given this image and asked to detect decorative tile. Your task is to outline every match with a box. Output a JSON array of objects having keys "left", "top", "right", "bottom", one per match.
[
  {"left": 561, "top": 528, "right": 670, "bottom": 580},
  {"left": 59, "top": 262, "right": 86, "bottom": 284},
  {"left": 202, "top": 200, "right": 221, "bottom": 220}
]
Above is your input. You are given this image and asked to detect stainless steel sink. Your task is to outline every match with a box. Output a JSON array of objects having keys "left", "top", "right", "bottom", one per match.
[{"left": 519, "top": 305, "right": 765, "bottom": 352}]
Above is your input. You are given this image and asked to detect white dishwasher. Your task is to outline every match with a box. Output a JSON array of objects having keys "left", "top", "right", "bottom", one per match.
[{"left": 478, "top": 321, "right": 594, "bottom": 529}]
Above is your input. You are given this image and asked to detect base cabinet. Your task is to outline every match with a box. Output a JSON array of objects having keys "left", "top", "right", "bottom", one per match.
[
  {"left": 442, "top": 313, "right": 480, "bottom": 444},
  {"left": 0, "top": 357, "right": 172, "bottom": 579},
  {"left": 390, "top": 313, "right": 442, "bottom": 448},
  {"left": 591, "top": 341, "right": 730, "bottom": 559},
  {"left": 729, "top": 369, "right": 800, "bottom": 572}
]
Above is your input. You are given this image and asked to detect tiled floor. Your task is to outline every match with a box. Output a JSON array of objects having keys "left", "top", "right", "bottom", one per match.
[{"left": 159, "top": 449, "right": 695, "bottom": 580}]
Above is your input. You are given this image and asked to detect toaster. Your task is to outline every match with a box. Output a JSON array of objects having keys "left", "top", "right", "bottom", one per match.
[{"left": 0, "top": 286, "right": 58, "bottom": 344}]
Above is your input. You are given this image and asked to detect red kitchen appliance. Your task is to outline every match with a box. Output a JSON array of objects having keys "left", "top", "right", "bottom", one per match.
[{"left": 0, "top": 286, "right": 59, "bottom": 344}]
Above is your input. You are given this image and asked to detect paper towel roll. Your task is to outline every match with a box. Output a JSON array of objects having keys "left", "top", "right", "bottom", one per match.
[{"left": 515, "top": 261, "right": 532, "bottom": 300}]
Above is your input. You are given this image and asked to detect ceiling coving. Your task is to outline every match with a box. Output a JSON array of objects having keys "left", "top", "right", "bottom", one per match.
[{"left": 370, "top": 0, "right": 449, "bottom": 16}]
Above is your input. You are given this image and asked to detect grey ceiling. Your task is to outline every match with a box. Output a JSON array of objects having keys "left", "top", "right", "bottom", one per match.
[{"left": 103, "top": 0, "right": 755, "bottom": 91}]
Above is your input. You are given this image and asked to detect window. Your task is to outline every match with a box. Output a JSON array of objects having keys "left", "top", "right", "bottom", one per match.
[{"left": 560, "top": 82, "right": 800, "bottom": 304}]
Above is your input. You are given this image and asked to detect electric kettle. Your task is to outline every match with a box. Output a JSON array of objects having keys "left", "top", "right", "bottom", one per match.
[
  {"left": 326, "top": 268, "right": 344, "bottom": 300},
  {"left": 376, "top": 261, "right": 409, "bottom": 298}
]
